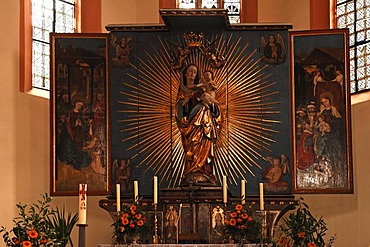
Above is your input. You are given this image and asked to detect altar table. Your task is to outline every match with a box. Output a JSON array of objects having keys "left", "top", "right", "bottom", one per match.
[{"left": 98, "top": 244, "right": 273, "bottom": 247}]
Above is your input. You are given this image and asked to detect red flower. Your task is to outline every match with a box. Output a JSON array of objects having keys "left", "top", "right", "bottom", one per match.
[
  {"left": 27, "top": 229, "right": 38, "bottom": 239},
  {"left": 135, "top": 213, "right": 142, "bottom": 219},
  {"left": 131, "top": 210, "right": 136, "bottom": 215},
  {"left": 130, "top": 205, "right": 137, "bottom": 211},
  {"left": 122, "top": 218, "right": 129, "bottom": 225},
  {"left": 229, "top": 218, "right": 237, "bottom": 226},
  {"left": 307, "top": 242, "right": 317, "bottom": 247},
  {"left": 235, "top": 204, "right": 243, "bottom": 211},
  {"left": 12, "top": 237, "right": 20, "bottom": 244},
  {"left": 278, "top": 237, "right": 287, "bottom": 245},
  {"left": 129, "top": 223, "right": 135, "bottom": 228},
  {"left": 137, "top": 220, "right": 144, "bottom": 226},
  {"left": 40, "top": 237, "right": 47, "bottom": 244},
  {"left": 241, "top": 213, "right": 248, "bottom": 219},
  {"left": 247, "top": 216, "right": 253, "bottom": 221},
  {"left": 237, "top": 218, "right": 243, "bottom": 223},
  {"left": 22, "top": 241, "right": 32, "bottom": 247},
  {"left": 120, "top": 226, "right": 126, "bottom": 232},
  {"left": 230, "top": 212, "right": 237, "bottom": 218},
  {"left": 297, "top": 231, "right": 305, "bottom": 238}
]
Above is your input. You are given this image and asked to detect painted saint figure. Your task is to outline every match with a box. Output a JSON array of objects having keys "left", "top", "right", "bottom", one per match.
[{"left": 175, "top": 64, "right": 221, "bottom": 185}]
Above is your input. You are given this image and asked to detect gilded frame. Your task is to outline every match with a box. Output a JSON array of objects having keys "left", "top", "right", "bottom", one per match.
[
  {"left": 289, "top": 29, "right": 353, "bottom": 193},
  {"left": 50, "top": 33, "right": 110, "bottom": 196}
]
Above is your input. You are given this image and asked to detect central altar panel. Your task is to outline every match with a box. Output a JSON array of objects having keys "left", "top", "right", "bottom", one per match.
[{"left": 107, "top": 9, "right": 293, "bottom": 198}]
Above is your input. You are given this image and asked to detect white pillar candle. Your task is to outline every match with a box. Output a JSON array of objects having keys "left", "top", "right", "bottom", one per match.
[
  {"left": 134, "top": 180, "right": 139, "bottom": 203},
  {"left": 241, "top": 180, "right": 246, "bottom": 204},
  {"left": 153, "top": 176, "right": 158, "bottom": 204},
  {"left": 259, "top": 182, "right": 264, "bottom": 211},
  {"left": 116, "top": 184, "right": 121, "bottom": 212},
  {"left": 78, "top": 184, "right": 87, "bottom": 224},
  {"left": 223, "top": 175, "right": 227, "bottom": 204}
]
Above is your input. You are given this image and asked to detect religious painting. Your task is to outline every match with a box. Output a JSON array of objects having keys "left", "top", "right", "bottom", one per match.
[
  {"left": 290, "top": 29, "right": 353, "bottom": 193},
  {"left": 50, "top": 33, "right": 110, "bottom": 196},
  {"left": 108, "top": 23, "right": 293, "bottom": 196}
]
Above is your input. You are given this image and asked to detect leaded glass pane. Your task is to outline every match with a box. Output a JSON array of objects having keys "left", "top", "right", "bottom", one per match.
[
  {"left": 337, "top": 0, "right": 348, "bottom": 3},
  {"left": 348, "top": 2, "right": 355, "bottom": 12},
  {"left": 178, "top": 0, "right": 196, "bottom": 8},
  {"left": 32, "top": 0, "right": 75, "bottom": 90},
  {"left": 350, "top": 81, "right": 356, "bottom": 93},
  {"left": 357, "top": 31, "right": 365, "bottom": 41},
  {"left": 55, "top": 1, "right": 75, "bottom": 33},
  {"left": 224, "top": 0, "right": 240, "bottom": 23},
  {"left": 32, "top": 41, "right": 50, "bottom": 89},
  {"left": 202, "top": 0, "right": 218, "bottom": 8}
]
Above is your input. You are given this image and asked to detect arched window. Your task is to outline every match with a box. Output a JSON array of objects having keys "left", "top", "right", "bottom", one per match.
[
  {"left": 177, "top": 0, "right": 241, "bottom": 23},
  {"left": 336, "top": 0, "right": 370, "bottom": 93}
]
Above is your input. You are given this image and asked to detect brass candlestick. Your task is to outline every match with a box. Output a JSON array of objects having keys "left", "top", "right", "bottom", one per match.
[{"left": 153, "top": 203, "right": 160, "bottom": 244}]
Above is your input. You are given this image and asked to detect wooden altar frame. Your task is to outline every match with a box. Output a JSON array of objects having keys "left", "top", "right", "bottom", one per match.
[
  {"left": 289, "top": 29, "right": 353, "bottom": 194},
  {"left": 50, "top": 33, "right": 110, "bottom": 196}
]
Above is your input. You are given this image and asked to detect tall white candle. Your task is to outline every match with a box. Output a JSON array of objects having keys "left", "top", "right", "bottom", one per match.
[
  {"left": 241, "top": 180, "right": 246, "bottom": 204},
  {"left": 134, "top": 181, "right": 139, "bottom": 203},
  {"left": 259, "top": 183, "right": 264, "bottom": 211},
  {"left": 223, "top": 175, "right": 227, "bottom": 204},
  {"left": 153, "top": 176, "right": 158, "bottom": 204},
  {"left": 116, "top": 184, "right": 121, "bottom": 212},
  {"left": 78, "top": 184, "right": 87, "bottom": 224}
]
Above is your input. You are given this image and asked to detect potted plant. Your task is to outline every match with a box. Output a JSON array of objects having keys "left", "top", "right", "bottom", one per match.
[
  {"left": 46, "top": 206, "right": 78, "bottom": 247},
  {"left": 1, "top": 193, "right": 78, "bottom": 247},
  {"left": 0, "top": 194, "right": 60, "bottom": 246},
  {"left": 274, "top": 198, "right": 336, "bottom": 247},
  {"left": 224, "top": 203, "right": 262, "bottom": 244},
  {"left": 112, "top": 202, "right": 148, "bottom": 245}
]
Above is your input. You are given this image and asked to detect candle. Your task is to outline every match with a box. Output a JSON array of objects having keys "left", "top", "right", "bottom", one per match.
[
  {"left": 78, "top": 184, "right": 87, "bottom": 224},
  {"left": 153, "top": 176, "right": 158, "bottom": 204},
  {"left": 259, "top": 182, "right": 264, "bottom": 211},
  {"left": 223, "top": 175, "right": 227, "bottom": 204},
  {"left": 241, "top": 180, "right": 246, "bottom": 204},
  {"left": 134, "top": 181, "right": 139, "bottom": 203},
  {"left": 116, "top": 184, "right": 121, "bottom": 212}
]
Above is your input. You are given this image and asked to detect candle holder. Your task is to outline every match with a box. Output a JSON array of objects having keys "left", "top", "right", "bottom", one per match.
[
  {"left": 256, "top": 210, "right": 268, "bottom": 243},
  {"left": 77, "top": 223, "right": 88, "bottom": 247},
  {"left": 153, "top": 203, "right": 160, "bottom": 244}
]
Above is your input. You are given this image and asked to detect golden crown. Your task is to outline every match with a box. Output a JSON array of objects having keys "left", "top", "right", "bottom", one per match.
[{"left": 183, "top": 31, "right": 204, "bottom": 48}]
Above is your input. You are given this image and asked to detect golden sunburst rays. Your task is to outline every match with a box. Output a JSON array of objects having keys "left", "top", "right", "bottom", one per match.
[{"left": 118, "top": 33, "right": 280, "bottom": 187}]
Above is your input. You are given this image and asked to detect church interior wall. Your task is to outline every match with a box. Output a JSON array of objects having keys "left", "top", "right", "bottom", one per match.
[{"left": 0, "top": 0, "right": 369, "bottom": 246}]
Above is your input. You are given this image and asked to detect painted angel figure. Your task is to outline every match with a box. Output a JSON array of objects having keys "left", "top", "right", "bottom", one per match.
[
  {"left": 110, "top": 34, "right": 134, "bottom": 67},
  {"left": 262, "top": 154, "right": 290, "bottom": 192},
  {"left": 261, "top": 33, "right": 287, "bottom": 65}
]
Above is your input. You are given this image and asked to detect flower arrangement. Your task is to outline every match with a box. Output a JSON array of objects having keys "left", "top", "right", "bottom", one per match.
[
  {"left": 0, "top": 194, "right": 66, "bottom": 247},
  {"left": 112, "top": 203, "right": 148, "bottom": 244},
  {"left": 224, "top": 204, "right": 262, "bottom": 244},
  {"left": 274, "top": 198, "right": 336, "bottom": 247}
]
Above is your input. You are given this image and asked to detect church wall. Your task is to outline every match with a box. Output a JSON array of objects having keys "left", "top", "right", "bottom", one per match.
[{"left": 1, "top": 0, "right": 369, "bottom": 246}]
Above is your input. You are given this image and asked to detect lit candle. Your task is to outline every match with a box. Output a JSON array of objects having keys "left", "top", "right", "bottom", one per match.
[
  {"left": 259, "top": 182, "right": 264, "bottom": 211},
  {"left": 223, "top": 175, "right": 227, "bottom": 204},
  {"left": 153, "top": 176, "right": 158, "bottom": 205},
  {"left": 241, "top": 180, "right": 246, "bottom": 204},
  {"left": 78, "top": 184, "right": 87, "bottom": 224},
  {"left": 116, "top": 184, "right": 121, "bottom": 212},
  {"left": 134, "top": 181, "right": 139, "bottom": 203}
]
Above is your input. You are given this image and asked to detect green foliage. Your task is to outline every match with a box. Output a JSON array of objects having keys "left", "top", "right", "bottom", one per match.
[
  {"left": 1, "top": 193, "right": 78, "bottom": 247},
  {"left": 274, "top": 198, "right": 336, "bottom": 247},
  {"left": 0, "top": 194, "right": 59, "bottom": 246},
  {"left": 112, "top": 202, "right": 149, "bottom": 244},
  {"left": 224, "top": 203, "right": 262, "bottom": 244},
  {"left": 46, "top": 206, "right": 78, "bottom": 247}
]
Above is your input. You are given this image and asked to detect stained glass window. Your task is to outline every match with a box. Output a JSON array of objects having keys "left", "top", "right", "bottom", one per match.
[
  {"left": 177, "top": 0, "right": 241, "bottom": 23},
  {"left": 32, "top": 0, "right": 75, "bottom": 90},
  {"left": 337, "top": 0, "right": 370, "bottom": 93}
]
